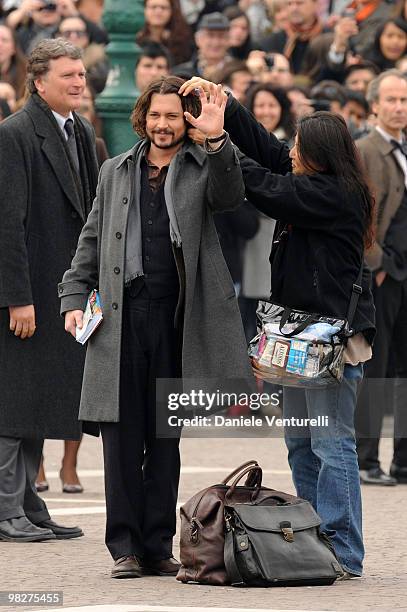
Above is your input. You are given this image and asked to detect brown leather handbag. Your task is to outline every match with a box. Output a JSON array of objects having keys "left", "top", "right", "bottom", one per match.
[{"left": 176, "top": 460, "right": 299, "bottom": 585}]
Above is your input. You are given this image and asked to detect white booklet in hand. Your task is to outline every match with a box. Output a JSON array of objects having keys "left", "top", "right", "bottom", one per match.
[{"left": 75, "top": 289, "right": 103, "bottom": 345}]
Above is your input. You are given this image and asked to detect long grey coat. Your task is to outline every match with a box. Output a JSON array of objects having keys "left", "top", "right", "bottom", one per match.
[
  {"left": 59, "top": 136, "right": 253, "bottom": 422},
  {"left": 0, "top": 94, "right": 98, "bottom": 439}
]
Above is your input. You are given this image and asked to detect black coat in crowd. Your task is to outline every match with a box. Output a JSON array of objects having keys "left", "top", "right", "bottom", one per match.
[
  {"left": 223, "top": 94, "right": 376, "bottom": 344},
  {"left": 173, "top": 54, "right": 202, "bottom": 80},
  {"left": 214, "top": 201, "right": 259, "bottom": 284},
  {"left": 260, "top": 29, "right": 328, "bottom": 75},
  {"left": 0, "top": 94, "right": 99, "bottom": 439}
]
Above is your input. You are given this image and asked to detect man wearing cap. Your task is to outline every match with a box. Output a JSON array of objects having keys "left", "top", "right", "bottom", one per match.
[{"left": 173, "top": 12, "right": 232, "bottom": 80}]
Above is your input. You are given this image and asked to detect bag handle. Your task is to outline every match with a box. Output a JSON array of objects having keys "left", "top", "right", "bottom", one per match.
[
  {"left": 221, "top": 460, "right": 260, "bottom": 485},
  {"left": 225, "top": 466, "right": 263, "bottom": 501},
  {"left": 279, "top": 308, "right": 315, "bottom": 337}
]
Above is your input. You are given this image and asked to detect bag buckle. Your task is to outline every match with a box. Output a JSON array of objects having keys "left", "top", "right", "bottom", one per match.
[
  {"left": 225, "top": 512, "right": 233, "bottom": 532},
  {"left": 353, "top": 283, "right": 362, "bottom": 295},
  {"left": 237, "top": 535, "right": 249, "bottom": 551},
  {"left": 280, "top": 521, "right": 294, "bottom": 542},
  {"left": 190, "top": 517, "right": 203, "bottom": 544}
]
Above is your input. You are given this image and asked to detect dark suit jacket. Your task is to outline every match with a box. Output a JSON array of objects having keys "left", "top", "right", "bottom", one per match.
[{"left": 0, "top": 94, "right": 99, "bottom": 439}]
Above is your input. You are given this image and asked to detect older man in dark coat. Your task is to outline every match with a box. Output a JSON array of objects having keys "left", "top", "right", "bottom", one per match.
[{"left": 0, "top": 38, "right": 99, "bottom": 542}]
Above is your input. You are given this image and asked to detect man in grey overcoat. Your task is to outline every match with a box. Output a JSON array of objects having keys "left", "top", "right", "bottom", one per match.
[
  {"left": 0, "top": 39, "right": 99, "bottom": 542},
  {"left": 60, "top": 77, "right": 253, "bottom": 578}
]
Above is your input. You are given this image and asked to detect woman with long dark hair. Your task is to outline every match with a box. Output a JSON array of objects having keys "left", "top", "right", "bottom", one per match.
[
  {"left": 181, "top": 77, "right": 376, "bottom": 580},
  {"left": 244, "top": 82, "right": 295, "bottom": 142},
  {"left": 365, "top": 18, "right": 407, "bottom": 72},
  {"left": 223, "top": 6, "right": 252, "bottom": 60},
  {"left": 136, "top": 0, "right": 194, "bottom": 66}
]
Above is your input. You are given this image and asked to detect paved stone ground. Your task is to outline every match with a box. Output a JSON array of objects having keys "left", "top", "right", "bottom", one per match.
[{"left": 1, "top": 418, "right": 406, "bottom": 612}]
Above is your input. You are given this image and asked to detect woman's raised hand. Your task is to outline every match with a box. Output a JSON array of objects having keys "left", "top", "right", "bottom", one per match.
[{"left": 183, "top": 83, "right": 227, "bottom": 139}]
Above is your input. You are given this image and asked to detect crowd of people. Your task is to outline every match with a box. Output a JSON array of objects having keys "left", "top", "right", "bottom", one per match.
[
  {"left": 1, "top": 0, "right": 407, "bottom": 129},
  {"left": 0, "top": 0, "right": 406, "bottom": 584}
]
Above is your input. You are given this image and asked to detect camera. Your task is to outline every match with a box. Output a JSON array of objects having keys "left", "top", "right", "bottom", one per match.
[
  {"left": 340, "top": 7, "right": 358, "bottom": 54},
  {"left": 264, "top": 54, "right": 275, "bottom": 70},
  {"left": 341, "top": 7, "right": 356, "bottom": 18},
  {"left": 40, "top": 0, "right": 58, "bottom": 10}
]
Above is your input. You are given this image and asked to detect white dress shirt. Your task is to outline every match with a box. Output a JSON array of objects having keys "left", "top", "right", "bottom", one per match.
[
  {"left": 376, "top": 125, "right": 407, "bottom": 189},
  {"left": 52, "top": 110, "right": 75, "bottom": 141}
]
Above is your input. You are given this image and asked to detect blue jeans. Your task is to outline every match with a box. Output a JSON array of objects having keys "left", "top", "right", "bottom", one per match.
[{"left": 283, "top": 364, "right": 364, "bottom": 576}]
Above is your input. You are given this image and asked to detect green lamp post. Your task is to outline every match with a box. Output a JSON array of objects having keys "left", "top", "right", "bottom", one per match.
[{"left": 96, "top": 0, "right": 144, "bottom": 156}]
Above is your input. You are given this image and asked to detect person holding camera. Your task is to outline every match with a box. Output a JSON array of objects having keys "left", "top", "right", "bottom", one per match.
[
  {"left": 327, "top": 1, "right": 393, "bottom": 69},
  {"left": 7, "top": 0, "right": 62, "bottom": 54},
  {"left": 180, "top": 76, "right": 376, "bottom": 579},
  {"left": 260, "top": 0, "right": 327, "bottom": 74},
  {"left": 246, "top": 50, "right": 294, "bottom": 89},
  {"left": 6, "top": 0, "right": 106, "bottom": 54}
]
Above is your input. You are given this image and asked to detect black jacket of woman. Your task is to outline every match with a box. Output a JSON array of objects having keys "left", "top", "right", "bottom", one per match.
[{"left": 224, "top": 94, "right": 376, "bottom": 344}]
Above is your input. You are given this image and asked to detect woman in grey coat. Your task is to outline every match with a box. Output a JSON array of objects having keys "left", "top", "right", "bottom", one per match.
[{"left": 59, "top": 78, "right": 253, "bottom": 578}]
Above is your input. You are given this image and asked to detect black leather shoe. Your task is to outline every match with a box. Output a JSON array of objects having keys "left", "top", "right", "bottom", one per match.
[
  {"left": 141, "top": 556, "right": 181, "bottom": 576},
  {"left": 111, "top": 556, "right": 143, "bottom": 579},
  {"left": 36, "top": 519, "right": 83, "bottom": 539},
  {"left": 0, "top": 517, "right": 56, "bottom": 542},
  {"left": 390, "top": 463, "right": 407, "bottom": 483},
  {"left": 359, "top": 467, "right": 397, "bottom": 485}
]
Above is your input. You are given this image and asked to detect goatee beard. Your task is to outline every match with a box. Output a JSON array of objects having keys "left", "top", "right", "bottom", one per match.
[{"left": 150, "top": 134, "right": 185, "bottom": 150}]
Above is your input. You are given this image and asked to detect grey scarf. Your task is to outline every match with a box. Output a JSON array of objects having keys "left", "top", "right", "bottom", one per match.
[{"left": 125, "top": 140, "right": 182, "bottom": 284}]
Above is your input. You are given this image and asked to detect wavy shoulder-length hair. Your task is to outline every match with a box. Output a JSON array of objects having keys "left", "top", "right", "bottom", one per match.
[
  {"left": 296, "top": 112, "right": 375, "bottom": 249},
  {"left": 131, "top": 75, "right": 201, "bottom": 138}
]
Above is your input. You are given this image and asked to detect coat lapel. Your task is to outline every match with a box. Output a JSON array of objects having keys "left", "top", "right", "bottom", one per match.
[
  {"left": 170, "top": 143, "right": 206, "bottom": 323},
  {"left": 25, "top": 96, "right": 85, "bottom": 221},
  {"left": 368, "top": 129, "right": 404, "bottom": 242},
  {"left": 171, "top": 141, "right": 206, "bottom": 222}
]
